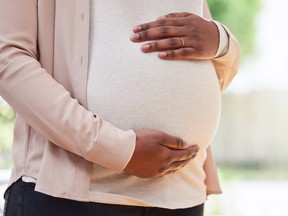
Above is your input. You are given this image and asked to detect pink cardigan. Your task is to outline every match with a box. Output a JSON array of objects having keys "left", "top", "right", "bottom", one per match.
[{"left": 0, "top": 0, "right": 239, "bottom": 201}]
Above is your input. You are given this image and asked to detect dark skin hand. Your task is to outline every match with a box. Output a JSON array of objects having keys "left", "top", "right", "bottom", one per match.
[
  {"left": 130, "top": 12, "right": 219, "bottom": 60},
  {"left": 124, "top": 129, "right": 199, "bottom": 178},
  {"left": 125, "top": 12, "right": 217, "bottom": 178}
]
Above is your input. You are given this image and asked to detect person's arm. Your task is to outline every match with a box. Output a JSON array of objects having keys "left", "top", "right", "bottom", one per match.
[
  {"left": 0, "top": 0, "right": 198, "bottom": 177},
  {"left": 131, "top": 1, "right": 240, "bottom": 92},
  {"left": 0, "top": 0, "right": 135, "bottom": 173},
  {"left": 203, "top": 0, "right": 238, "bottom": 194},
  {"left": 203, "top": 0, "right": 240, "bottom": 91}
]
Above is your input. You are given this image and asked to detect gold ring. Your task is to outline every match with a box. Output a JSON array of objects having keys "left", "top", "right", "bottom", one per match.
[{"left": 179, "top": 37, "right": 185, "bottom": 47}]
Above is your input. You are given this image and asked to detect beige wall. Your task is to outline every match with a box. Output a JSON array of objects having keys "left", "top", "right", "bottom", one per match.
[{"left": 212, "top": 91, "right": 288, "bottom": 167}]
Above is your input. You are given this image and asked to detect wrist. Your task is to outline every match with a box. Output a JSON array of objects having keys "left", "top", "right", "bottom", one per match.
[{"left": 211, "top": 20, "right": 229, "bottom": 58}]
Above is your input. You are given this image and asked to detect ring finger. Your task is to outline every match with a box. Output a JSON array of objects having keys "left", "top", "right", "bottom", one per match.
[
  {"left": 141, "top": 36, "right": 189, "bottom": 52},
  {"left": 130, "top": 26, "right": 185, "bottom": 42}
]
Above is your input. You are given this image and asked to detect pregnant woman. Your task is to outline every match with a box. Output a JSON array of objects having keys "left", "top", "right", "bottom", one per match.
[{"left": 0, "top": 0, "right": 239, "bottom": 216}]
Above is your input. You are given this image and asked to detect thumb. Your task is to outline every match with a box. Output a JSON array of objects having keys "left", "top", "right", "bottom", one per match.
[{"left": 162, "top": 134, "right": 190, "bottom": 150}]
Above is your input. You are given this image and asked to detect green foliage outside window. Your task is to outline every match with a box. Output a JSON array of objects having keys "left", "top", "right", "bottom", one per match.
[
  {"left": 207, "top": 0, "right": 262, "bottom": 60},
  {"left": 0, "top": 105, "right": 15, "bottom": 168}
]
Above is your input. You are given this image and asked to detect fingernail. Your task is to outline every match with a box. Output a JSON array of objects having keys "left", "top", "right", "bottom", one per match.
[
  {"left": 141, "top": 44, "right": 151, "bottom": 51},
  {"left": 159, "top": 52, "right": 168, "bottom": 58},
  {"left": 130, "top": 34, "right": 139, "bottom": 41},
  {"left": 133, "top": 26, "right": 142, "bottom": 32}
]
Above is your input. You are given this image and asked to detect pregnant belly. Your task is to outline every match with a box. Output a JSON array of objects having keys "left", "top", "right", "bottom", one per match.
[{"left": 88, "top": 55, "right": 221, "bottom": 148}]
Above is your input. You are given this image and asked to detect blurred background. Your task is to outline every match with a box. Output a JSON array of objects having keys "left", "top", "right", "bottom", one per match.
[{"left": 1, "top": 0, "right": 288, "bottom": 215}]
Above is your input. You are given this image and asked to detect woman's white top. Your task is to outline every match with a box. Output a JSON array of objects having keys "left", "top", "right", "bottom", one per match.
[{"left": 87, "top": 0, "right": 221, "bottom": 209}]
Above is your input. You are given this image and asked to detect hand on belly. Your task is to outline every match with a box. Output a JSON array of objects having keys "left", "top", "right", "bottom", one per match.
[
  {"left": 131, "top": 12, "right": 219, "bottom": 60},
  {"left": 88, "top": 12, "right": 221, "bottom": 150},
  {"left": 124, "top": 129, "right": 199, "bottom": 178}
]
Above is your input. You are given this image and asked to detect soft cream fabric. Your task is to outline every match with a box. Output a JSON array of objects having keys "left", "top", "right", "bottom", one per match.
[
  {"left": 87, "top": 0, "right": 221, "bottom": 208},
  {"left": 0, "top": 0, "right": 239, "bottom": 203}
]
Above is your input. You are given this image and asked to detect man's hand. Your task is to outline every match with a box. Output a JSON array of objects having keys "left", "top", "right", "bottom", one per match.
[
  {"left": 124, "top": 129, "right": 199, "bottom": 178},
  {"left": 130, "top": 12, "right": 219, "bottom": 60}
]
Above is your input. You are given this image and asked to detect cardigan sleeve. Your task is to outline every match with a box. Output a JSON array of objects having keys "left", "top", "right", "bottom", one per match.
[
  {"left": 212, "top": 23, "right": 240, "bottom": 92},
  {"left": 203, "top": 0, "right": 240, "bottom": 92},
  {"left": 0, "top": 0, "right": 135, "bottom": 173}
]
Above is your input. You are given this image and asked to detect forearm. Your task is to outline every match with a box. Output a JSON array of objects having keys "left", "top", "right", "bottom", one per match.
[
  {"left": 0, "top": 58, "right": 135, "bottom": 171},
  {"left": 203, "top": 0, "right": 240, "bottom": 92},
  {"left": 0, "top": 0, "right": 136, "bottom": 172},
  {"left": 212, "top": 25, "right": 240, "bottom": 92}
]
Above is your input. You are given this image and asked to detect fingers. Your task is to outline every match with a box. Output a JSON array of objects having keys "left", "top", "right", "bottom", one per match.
[
  {"left": 169, "top": 145, "right": 200, "bottom": 162},
  {"left": 159, "top": 131, "right": 199, "bottom": 161},
  {"left": 131, "top": 14, "right": 193, "bottom": 42},
  {"left": 161, "top": 132, "right": 189, "bottom": 150},
  {"left": 131, "top": 26, "right": 185, "bottom": 42},
  {"left": 139, "top": 37, "right": 205, "bottom": 60},
  {"left": 141, "top": 37, "right": 184, "bottom": 52},
  {"left": 160, "top": 147, "right": 199, "bottom": 176},
  {"left": 158, "top": 47, "right": 202, "bottom": 60},
  {"left": 133, "top": 17, "right": 186, "bottom": 33},
  {"left": 133, "top": 13, "right": 193, "bottom": 34},
  {"left": 166, "top": 157, "right": 195, "bottom": 172},
  {"left": 162, "top": 12, "right": 192, "bottom": 19},
  {"left": 131, "top": 12, "right": 218, "bottom": 60}
]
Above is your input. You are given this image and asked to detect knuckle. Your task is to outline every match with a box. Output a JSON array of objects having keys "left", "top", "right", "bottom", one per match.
[
  {"left": 160, "top": 26, "right": 169, "bottom": 35},
  {"left": 142, "top": 23, "right": 149, "bottom": 30},
  {"left": 189, "top": 32, "right": 199, "bottom": 41},
  {"left": 167, "top": 51, "right": 175, "bottom": 58},
  {"left": 169, "top": 38, "right": 178, "bottom": 47},
  {"left": 139, "top": 31, "right": 149, "bottom": 40},
  {"left": 150, "top": 42, "right": 158, "bottom": 50},
  {"left": 183, "top": 20, "right": 190, "bottom": 26},
  {"left": 180, "top": 48, "right": 189, "bottom": 57},
  {"left": 172, "top": 19, "right": 180, "bottom": 26},
  {"left": 158, "top": 19, "right": 167, "bottom": 26}
]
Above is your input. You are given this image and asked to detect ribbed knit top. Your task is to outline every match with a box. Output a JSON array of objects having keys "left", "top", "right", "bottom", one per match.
[{"left": 87, "top": 0, "right": 221, "bottom": 209}]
